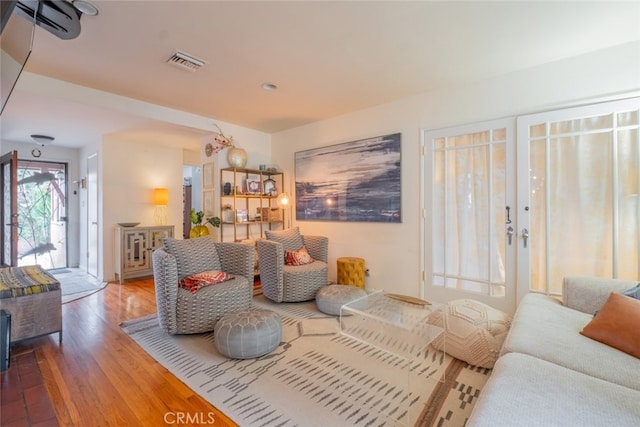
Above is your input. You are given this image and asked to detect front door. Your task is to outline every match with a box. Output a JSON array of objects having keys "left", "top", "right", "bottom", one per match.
[
  {"left": 16, "top": 160, "right": 68, "bottom": 269},
  {"left": 1, "top": 151, "right": 18, "bottom": 267}
]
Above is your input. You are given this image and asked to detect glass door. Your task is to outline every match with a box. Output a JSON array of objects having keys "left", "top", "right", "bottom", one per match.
[
  {"left": 517, "top": 97, "right": 640, "bottom": 298},
  {"left": 16, "top": 160, "right": 68, "bottom": 269},
  {"left": 1, "top": 151, "right": 18, "bottom": 267},
  {"left": 423, "top": 119, "right": 516, "bottom": 313}
]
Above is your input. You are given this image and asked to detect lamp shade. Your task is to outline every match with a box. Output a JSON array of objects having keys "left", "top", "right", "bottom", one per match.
[{"left": 153, "top": 188, "right": 169, "bottom": 205}]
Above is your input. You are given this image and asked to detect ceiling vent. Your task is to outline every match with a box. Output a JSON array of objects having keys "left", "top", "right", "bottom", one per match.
[{"left": 167, "top": 50, "right": 206, "bottom": 72}]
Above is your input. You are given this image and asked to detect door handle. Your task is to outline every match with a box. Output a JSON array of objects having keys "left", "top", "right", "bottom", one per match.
[
  {"left": 507, "top": 226, "right": 514, "bottom": 245},
  {"left": 521, "top": 228, "right": 529, "bottom": 248}
]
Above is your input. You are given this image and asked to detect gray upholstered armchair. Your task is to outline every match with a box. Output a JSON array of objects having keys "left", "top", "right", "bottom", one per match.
[
  {"left": 152, "top": 237, "right": 254, "bottom": 334},
  {"left": 257, "top": 227, "right": 328, "bottom": 303}
]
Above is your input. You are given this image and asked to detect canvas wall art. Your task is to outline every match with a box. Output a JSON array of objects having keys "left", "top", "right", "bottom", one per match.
[{"left": 295, "top": 133, "right": 401, "bottom": 222}]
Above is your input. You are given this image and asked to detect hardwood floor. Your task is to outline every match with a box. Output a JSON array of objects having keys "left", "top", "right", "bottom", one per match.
[{"left": 3, "top": 277, "right": 237, "bottom": 426}]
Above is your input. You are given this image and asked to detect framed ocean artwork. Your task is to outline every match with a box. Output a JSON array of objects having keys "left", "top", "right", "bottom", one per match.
[{"left": 294, "top": 133, "right": 401, "bottom": 222}]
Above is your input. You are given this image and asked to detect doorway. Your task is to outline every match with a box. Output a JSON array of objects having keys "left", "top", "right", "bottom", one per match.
[
  {"left": 183, "top": 165, "right": 202, "bottom": 239},
  {"left": 16, "top": 159, "right": 68, "bottom": 269}
]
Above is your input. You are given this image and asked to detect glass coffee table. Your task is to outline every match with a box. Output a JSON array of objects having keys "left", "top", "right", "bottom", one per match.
[{"left": 339, "top": 290, "right": 445, "bottom": 426}]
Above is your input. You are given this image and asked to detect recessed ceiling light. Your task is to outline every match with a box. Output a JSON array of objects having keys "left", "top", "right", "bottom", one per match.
[
  {"left": 73, "top": 0, "right": 99, "bottom": 16},
  {"left": 262, "top": 83, "right": 278, "bottom": 91}
]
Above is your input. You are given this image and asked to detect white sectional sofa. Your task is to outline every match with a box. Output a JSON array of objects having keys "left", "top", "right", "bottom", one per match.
[{"left": 467, "top": 277, "right": 640, "bottom": 426}]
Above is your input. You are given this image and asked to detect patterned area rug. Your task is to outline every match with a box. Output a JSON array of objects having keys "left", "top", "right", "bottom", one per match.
[{"left": 121, "top": 295, "right": 491, "bottom": 426}]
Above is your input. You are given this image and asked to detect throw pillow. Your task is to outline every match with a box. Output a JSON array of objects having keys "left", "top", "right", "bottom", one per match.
[
  {"left": 427, "top": 299, "right": 512, "bottom": 369},
  {"left": 623, "top": 283, "right": 640, "bottom": 300},
  {"left": 593, "top": 283, "right": 640, "bottom": 316},
  {"left": 179, "top": 270, "right": 234, "bottom": 294},
  {"left": 580, "top": 292, "right": 640, "bottom": 359},
  {"left": 265, "top": 226, "right": 304, "bottom": 252},
  {"left": 284, "top": 246, "right": 314, "bottom": 266}
]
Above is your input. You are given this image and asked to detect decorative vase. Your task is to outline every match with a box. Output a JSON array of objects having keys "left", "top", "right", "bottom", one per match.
[
  {"left": 189, "top": 225, "right": 209, "bottom": 238},
  {"left": 227, "top": 146, "right": 247, "bottom": 168}
]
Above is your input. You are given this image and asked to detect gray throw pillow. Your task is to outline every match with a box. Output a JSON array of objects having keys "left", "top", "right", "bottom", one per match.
[
  {"left": 622, "top": 283, "right": 640, "bottom": 300},
  {"left": 594, "top": 283, "right": 640, "bottom": 317}
]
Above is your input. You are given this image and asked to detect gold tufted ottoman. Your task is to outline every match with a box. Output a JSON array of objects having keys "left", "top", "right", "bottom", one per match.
[{"left": 336, "top": 257, "right": 365, "bottom": 289}]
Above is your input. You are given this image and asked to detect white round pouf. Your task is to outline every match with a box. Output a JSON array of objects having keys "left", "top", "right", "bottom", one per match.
[
  {"left": 215, "top": 310, "right": 282, "bottom": 359},
  {"left": 316, "top": 285, "right": 367, "bottom": 316}
]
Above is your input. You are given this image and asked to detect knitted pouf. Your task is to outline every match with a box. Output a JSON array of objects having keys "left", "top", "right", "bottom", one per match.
[
  {"left": 215, "top": 310, "right": 282, "bottom": 359},
  {"left": 427, "top": 299, "right": 512, "bottom": 369},
  {"left": 315, "top": 284, "right": 367, "bottom": 316}
]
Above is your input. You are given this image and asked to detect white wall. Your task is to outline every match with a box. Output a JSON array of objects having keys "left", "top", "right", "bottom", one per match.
[
  {"left": 199, "top": 121, "right": 272, "bottom": 235},
  {"left": 100, "top": 121, "right": 271, "bottom": 282},
  {"left": 271, "top": 41, "right": 640, "bottom": 297},
  {"left": 201, "top": 121, "right": 272, "bottom": 171},
  {"left": 101, "top": 136, "right": 187, "bottom": 281}
]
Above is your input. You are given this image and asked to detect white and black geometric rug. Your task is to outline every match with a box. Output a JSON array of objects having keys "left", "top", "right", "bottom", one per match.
[{"left": 121, "top": 295, "right": 491, "bottom": 426}]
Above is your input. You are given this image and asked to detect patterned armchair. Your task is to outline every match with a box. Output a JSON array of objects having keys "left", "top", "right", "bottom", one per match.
[
  {"left": 152, "top": 237, "right": 254, "bottom": 334},
  {"left": 257, "top": 227, "right": 328, "bottom": 303}
]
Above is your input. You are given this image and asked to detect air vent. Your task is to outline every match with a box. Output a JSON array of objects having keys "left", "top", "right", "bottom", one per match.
[{"left": 167, "top": 50, "right": 206, "bottom": 72}]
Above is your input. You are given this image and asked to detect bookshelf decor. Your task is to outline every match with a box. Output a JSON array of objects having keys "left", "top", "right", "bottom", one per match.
[{"left": 219, "top": 167, "right": 285, "bottom": 242}]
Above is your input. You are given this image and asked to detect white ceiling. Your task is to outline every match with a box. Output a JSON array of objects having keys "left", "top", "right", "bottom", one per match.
[{"left": 1, "top": 1, "right": 639, "bottom": 149}]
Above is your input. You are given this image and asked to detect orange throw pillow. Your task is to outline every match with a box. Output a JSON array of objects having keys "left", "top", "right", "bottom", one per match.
[
  {"left": 284, "top": 246, "right": 314, "bottom": 266},
  {"left": 580, "top": 292, "right": 640, "bottom": 359}
]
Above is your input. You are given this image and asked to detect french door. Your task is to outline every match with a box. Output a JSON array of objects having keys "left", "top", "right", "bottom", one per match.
[
  {"left": 422, "top": 119, "right": 516, "bottom": 314},
  {"left": 423, "top": 97, "right": 639, "bottom": 312},
  {"left": 517, "top": 97, "right": 640, "bottom": 298}
]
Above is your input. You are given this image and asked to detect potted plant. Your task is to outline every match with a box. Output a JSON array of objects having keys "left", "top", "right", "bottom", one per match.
[{"left": 189, "top": 208, "right": 221, "bottom": 238}]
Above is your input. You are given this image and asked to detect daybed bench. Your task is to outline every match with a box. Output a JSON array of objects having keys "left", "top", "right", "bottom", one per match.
[{"left": 0, "top": 265, "right": 62, "bottom": 343}]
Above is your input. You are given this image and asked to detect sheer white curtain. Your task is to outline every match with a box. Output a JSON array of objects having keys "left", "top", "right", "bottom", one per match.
[
  {"left": 527, "top": 108, "right": 639, "bottom": 294},
  {"left": 432, "top": 129, "right": 507, "bottom": 297}
]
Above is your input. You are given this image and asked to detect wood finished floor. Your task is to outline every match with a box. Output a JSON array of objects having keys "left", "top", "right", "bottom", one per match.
[{"left": 1, "top": 277, "right": 237, "bottom": 426}]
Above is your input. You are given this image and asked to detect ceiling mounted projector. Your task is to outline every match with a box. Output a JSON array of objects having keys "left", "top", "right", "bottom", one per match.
[{"left": 15, "top": 0, "right": 82, "bottom": 40}]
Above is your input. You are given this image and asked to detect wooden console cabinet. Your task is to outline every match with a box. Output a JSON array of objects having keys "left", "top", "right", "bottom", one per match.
[{"left": 114, "top": 225, "right": 174, "bottom": 284}]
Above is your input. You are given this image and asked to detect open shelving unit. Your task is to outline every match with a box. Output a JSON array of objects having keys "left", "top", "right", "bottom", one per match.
[{"left": 219, "top": 167, "right": 285, "bottom": 242}]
